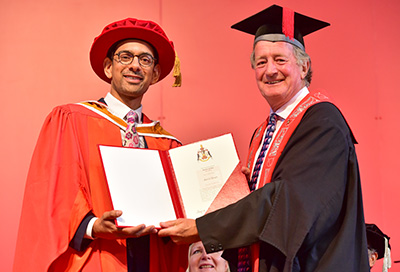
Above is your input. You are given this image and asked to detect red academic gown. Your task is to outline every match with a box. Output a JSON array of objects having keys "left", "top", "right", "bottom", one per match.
[{"left": 14, "top": 102, "right": 188, "bottom": 271}]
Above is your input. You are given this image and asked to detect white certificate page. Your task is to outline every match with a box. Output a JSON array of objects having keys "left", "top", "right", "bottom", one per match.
[
  {"left": 168, "top": 133, "right": 239, "bottom": 219},
  {"left": 99, "top": 146, "right": 176, "bottom": 227}
]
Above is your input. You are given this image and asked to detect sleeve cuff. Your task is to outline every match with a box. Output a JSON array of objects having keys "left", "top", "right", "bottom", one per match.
[{"left": 85, "top": 217, "right": 98, "bottom": 239}]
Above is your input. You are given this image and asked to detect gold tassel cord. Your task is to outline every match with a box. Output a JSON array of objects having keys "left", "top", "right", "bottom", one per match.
[{"left": 172, "top": 52, "right": 182, "bottom": 87}]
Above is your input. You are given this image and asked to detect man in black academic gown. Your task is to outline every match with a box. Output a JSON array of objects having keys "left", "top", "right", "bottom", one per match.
[
  {"left": 158, "top": 5, "right": 370, "bottom": 272},
  {"left": 366, "top": 223, "right": 391, "bottom": 270}
]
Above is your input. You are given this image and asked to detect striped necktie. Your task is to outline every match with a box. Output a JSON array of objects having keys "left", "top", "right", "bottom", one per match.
[
  {"left": 238, "top": 113, "right": 277, "bottom": 272},
  {"left": 248, "top": 113, "right": 278, "bottom": 191}
]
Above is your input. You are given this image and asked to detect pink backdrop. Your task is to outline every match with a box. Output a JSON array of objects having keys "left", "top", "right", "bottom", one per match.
[{"left": 1, "top": 0, "right": 399, "bottom": 271}]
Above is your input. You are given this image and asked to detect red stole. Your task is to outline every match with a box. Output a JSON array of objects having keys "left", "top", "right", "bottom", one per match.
[{"left": 246, "top": 91, "right": 331, "bottom": 271}]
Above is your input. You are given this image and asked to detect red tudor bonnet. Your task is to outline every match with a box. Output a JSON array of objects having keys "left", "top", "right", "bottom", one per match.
[{"left": 90, "top": 18, "right": 176, "bottom": 84}]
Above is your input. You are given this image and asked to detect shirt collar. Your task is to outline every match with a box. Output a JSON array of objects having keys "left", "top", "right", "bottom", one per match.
[
  {"left": 272, "top": 87, "right": 309, "bottom": 120},
  {"left": 104, "top": 92, "right": 143, "bottom": 123}
]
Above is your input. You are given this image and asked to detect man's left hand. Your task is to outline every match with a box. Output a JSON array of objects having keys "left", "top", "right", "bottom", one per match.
[{"left": 158, "top": 218, "right": 200, "bottom": 245}]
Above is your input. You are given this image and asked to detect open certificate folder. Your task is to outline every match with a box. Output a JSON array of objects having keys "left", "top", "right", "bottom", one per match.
[{"left": 99, "top": 133, "right": 249, "bottom": 227}]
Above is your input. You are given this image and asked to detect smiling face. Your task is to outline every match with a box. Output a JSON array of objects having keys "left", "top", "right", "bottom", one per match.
[
  {"left": 103, "top": 39, "right": 160, "bottom": 109},
  {"left": 188, "top": 242, "right": 228, "bottom": 272},
  {"left": 253, "top": 41, "right": 309, "bottom": 111}
]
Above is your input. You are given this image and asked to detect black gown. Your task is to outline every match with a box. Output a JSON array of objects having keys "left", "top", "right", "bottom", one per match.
[{"left": 196, "top": 102, "right": 370, "bottom": 272}]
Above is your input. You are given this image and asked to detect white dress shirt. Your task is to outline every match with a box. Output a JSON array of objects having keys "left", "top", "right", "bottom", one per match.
[
  {"left": 252, "top": 87, "right": 310, "bottom": 189},
  {"left": 104, "top": 92, "right": 145, "bottom": 148}
]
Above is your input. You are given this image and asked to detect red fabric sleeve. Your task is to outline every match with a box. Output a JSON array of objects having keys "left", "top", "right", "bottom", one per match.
[{"left": 14, "top": 106, "right": 92, "bottom": 271}]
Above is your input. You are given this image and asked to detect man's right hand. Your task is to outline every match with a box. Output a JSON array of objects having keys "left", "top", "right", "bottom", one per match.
[{"left": 92, "top": 210, "right": 157, "bottom": 239}]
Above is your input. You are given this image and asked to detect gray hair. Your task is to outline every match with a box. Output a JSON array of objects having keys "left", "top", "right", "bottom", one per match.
[
  {"left": 250, "top": 43, "right": 312, "bottom": 87},
  {"left": 368, "top": 247, "right": 377, "bottom": 259}
]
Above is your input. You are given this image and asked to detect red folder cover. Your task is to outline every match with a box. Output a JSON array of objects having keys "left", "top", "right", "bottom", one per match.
[{"left": 99, "top": 133, "right": 249, "bottom": 227}]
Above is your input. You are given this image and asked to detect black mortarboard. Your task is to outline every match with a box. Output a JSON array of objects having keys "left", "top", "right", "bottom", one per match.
[
  {"left": 366, "top": 223, "right": 391, "bottom": 259},
  {"left": 231, "top": 4, "right": 330, "bottom": 51}
]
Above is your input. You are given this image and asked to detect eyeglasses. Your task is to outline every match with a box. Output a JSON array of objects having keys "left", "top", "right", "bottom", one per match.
[{"left": 114, "top": 51, "right": 156, "bottom": 67}]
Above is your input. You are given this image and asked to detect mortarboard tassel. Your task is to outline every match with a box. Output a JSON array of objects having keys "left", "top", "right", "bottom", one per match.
[
  {"left": 383, "top": 236, "right": 392, "bottom": 272},
  {"left": 282, "top": 7, "right": 295, "bottom": 40},
  {"left": 172, "top": 51, "right": 182, "bottom": 87}
]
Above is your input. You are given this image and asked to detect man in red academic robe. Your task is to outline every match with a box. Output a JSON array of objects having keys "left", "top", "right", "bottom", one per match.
[
  {"left": 14, "top": 18, "right": 188, "bottom": 271},
  {"left": 158, "top": 5, "right": 370, "bottom": 272}
]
